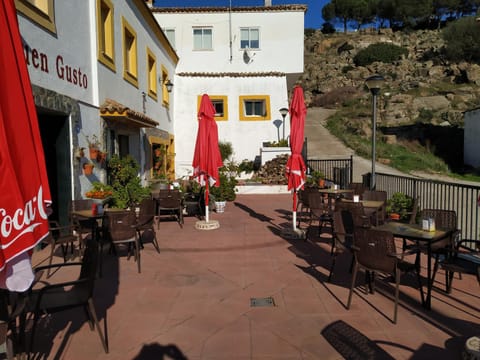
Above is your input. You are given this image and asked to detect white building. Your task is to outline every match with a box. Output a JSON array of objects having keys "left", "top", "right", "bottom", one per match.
[
  {"left": 16, "top": 0, "right": 177, "bottom": 224},
  {"left": 152, "top": 2, "right": 306, "bottom": 177},
  {"left": 464, "top": 108, "right": 480, "bottom": 168}
]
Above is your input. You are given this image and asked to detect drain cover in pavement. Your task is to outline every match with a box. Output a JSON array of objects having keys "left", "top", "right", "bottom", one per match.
[{"left": 250, "top": 297, "right": 275, "bottom": 307}]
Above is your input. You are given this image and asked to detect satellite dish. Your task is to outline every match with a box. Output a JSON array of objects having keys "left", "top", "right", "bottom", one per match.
[{"left": 243, "top": 49, "right": 251, "bottom": 64}]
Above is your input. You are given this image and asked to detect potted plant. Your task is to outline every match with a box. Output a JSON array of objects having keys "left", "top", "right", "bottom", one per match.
[
  {"left": 386, "top": 192, "right": 415, "bottom": 222},
  {"left": 107, "top": 154, "right": 151, "bottom": 209},
  {"left": 209, "top": 142, "right": 238, "bottom": 212},
  {"left": 86, "top": 134, "right": 102, "bottom": 160}
]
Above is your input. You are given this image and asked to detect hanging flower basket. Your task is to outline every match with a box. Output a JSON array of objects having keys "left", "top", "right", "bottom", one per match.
[
  {"left": 89, "top": 146, "right": 99, "bottom": 160},
  {"left": 83, "top": 163, "right": 94, "bottom": 175}
]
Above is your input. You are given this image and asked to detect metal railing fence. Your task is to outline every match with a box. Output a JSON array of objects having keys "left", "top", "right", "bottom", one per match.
[
  {"left": 367, "top": 172, "right": 480, "bottom": 241},
  {"left": 306, "top": 156, "right": 353, "bottom": 189}
]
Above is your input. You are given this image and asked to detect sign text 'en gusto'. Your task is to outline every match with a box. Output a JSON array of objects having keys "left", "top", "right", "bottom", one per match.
[{"left": 23, "top": 44, "right": 88, "bottom": 89}]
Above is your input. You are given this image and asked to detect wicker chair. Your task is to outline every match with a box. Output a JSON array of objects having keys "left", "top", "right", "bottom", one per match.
[
  {"left": 154, "top": 190, "right": 184, "bottom": 229},
  {"left": 44, "top": 221, "right": 80, "bottom": 277},
  {"left": 105, "top": 210, "right": 142, "bottom": 273},
  {"left": 347, "top": 227, "right": 424, "bottom": 324},
  {"left": 136, "top": 198, "right": 160, "bottom": 253},
  {"left": 362, "top": 190, "right": 388, "bottom": 225},
  {"left": 416, "top": 209, "right": 460, "bottom": 288},
  {"left": 328, "top": 210, "right": 355, "bottom": 282},
  {"left": 306, "top": 191, "right": 331, "bottom": 237},
  {"left": 334, "top": 200, "right": 371, "bottom": 228},
  {"left": 69, "top": 199, "right": 96, "bottom": 253},
  {"left": 297, "top": 187, "right": 318, "bottom": 228}
]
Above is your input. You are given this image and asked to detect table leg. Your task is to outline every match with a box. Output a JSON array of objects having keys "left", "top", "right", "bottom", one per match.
[{"left": 425, "top": 245, "right": 432, "bottom": 309}]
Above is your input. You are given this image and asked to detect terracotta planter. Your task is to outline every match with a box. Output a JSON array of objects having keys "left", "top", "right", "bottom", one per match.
[
  {"left": 89, "top": 146, "right": 99, "bottom": 160},
  {"left": 389, "top": 213, "right": 401, "bottom": 221},
  {"left": 83, "top": 163, "right": 94, "bottom": 175},
  {"left": 318, "top": 179, "right": 326, "bottom": 188}
]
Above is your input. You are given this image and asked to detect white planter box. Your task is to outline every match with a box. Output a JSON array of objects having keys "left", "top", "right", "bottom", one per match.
[{"left": 260, "top": 147, "right": 291, "bottom": 166}]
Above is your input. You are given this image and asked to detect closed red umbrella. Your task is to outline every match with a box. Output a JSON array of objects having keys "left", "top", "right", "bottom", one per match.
[
  {"left": 0, "top": 0, "right": 52, "bottom": 291},
  {"left": 285, "top": 86, "right": 307, "bottom": 231},
  {"left": 192, "top": 94, "right": 223, "bottom": 223}
]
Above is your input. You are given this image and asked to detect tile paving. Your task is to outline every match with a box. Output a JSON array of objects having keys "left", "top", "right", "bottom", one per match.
[{"left": 28, "top": 194, "right": 479, "bottom": 359}]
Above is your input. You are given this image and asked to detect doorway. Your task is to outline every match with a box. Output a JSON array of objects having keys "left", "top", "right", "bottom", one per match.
[{"left": 38, "top": 111, "right": 72, "bottom": 225}]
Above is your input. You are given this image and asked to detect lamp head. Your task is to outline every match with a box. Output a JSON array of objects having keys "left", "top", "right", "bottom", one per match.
[
  {"left": 279, "top": 107, "right": 289, "bottom": 118},
  {"left": 165, "top": 79, "right": 173, "bottom": 93},
  {"left": 365, "top": 74, "right": 385, "bottom": 95}
]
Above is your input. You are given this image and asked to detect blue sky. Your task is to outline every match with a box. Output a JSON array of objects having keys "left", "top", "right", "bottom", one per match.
[{"left": 153, "top": 1, "right": 329, "bottom": 29}]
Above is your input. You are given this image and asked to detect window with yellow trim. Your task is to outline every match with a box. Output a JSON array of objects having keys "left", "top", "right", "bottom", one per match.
[
  {"left": 146, "top": 48, "right": 157, "bottom": 100},
  {"left": 96, "top": 0, "right": 115, "bottom": 71},
  {"left": 122, "top": 17, "right": 138, "bottom": 87},
  {"left": 160, "top": 66, "right": 170, "bottom": 107},
  {"left": 150, "top": 136, "right": 175, "bottom": 181},
  {"left": 239, "top": 95, "right": 270, "bottom": 121},
  {"left": 16, "top": 0, "right": 56, "bottom": 34},
  {"left": 197, "top": 95, "right": 228, "bottom": 121}
]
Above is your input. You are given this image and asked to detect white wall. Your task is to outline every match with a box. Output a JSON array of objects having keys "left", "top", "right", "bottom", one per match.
[
  {"left": 174, "top": 75, "right": 289, "bottom": 177},
  {"left": 464, "top": 108, "right": 480, "bottom": 168}
]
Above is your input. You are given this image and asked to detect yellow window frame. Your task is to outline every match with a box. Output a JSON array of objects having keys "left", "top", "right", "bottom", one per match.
[
  {"left": 15, "top": 0, "right": 56, "bottom": 34},
  {"left": 160, "top": 65, "right": 170, "bottom": 107},
  {"left": 146, "top": 48, "right": 157, "bottom": 101},
  {"left": 149, "top": 135, "right": 175, "bottom": 181},
  {"left": 197, "top": 95, "right": 228, "bottom": 121},
  {"left": 239, "top": 95, "right": 270, "bottom": 121},
  {"left": 96, "top": 0, "right": 115, "bottom": 72},
  {"left": 122, "top": 17, "right": 138, "bottom": 87}
]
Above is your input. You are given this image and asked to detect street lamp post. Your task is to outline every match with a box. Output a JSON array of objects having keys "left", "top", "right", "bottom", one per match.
[
  {"left": 365, "top": 74, "right": 385, "bottom": 190},
  {"left": 279, "top": 107, "right": 289, "bottom": 141}
]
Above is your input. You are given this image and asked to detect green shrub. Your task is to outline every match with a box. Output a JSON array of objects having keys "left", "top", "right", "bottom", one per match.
[
  {"left": 107, "top": 154, "right": 150, "bottom": 208},
  {"left": 353, "top": 43, "right": 408, "bottom": 66},
  {"left": 442, "top": 16, "right": 480, "bottom": 64}
]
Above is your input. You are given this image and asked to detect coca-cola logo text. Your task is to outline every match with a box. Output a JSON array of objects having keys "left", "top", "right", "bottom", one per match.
[{"left": 0, "top": 186, "right": 48, "bottom": 246}]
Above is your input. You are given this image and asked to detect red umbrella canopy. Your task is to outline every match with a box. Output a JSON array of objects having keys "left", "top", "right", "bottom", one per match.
[
  {"left": 192, "top": 94, "right": 223, "bottom": 188},
  {"left": 285, "top": 85, "right": 307, "bottom": 193},
  {"left": 0, "top": 0, "right": 52, "bottom": 290}
]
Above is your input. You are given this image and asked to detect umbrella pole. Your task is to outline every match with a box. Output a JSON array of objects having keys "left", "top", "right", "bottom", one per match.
[
  {"left": 205, "top": 182, "right": 209, "bottom": 223},
  {"left": 293, "top": 191, "right": 297, "bottom": 231}
]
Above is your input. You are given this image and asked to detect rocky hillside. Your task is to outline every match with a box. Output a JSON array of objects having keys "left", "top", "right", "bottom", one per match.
[{"left": 300, "top": 28, "right": 480, "bottom": 127}]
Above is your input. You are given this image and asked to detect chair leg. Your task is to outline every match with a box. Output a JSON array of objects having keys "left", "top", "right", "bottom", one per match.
[
  {"left": 27, "top": 313, "right": 40, "bottom": 360},
  {"left": 86, "top": 298, "right": 109, "bottom": 354},
  {"left": 328, "top": 252, "right": 337, "bottom": 283},
  {"left": 347, "top": 262, "right": 358, "bottom": 309},
  {"left": 393, "top": 269, "right": 400, "bottom": 324},
  {"left": 135, "top": 239, "right": 141, "bottom": 274}
]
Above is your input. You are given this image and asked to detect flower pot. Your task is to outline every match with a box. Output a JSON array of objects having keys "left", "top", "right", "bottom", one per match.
[
  {"left": 389, "top": 213, "right": 401, "bottom": 221},
  {"left": 215, "top": 201, "right": 226, "bottom": 213},
  {"left": 89, "top": 146, "right": 99, "bottom": 160},
  {"left": 83, "top": 163, "right": 94, "bottom": 175}
]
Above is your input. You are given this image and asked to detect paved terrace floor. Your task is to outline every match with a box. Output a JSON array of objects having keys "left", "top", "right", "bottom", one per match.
[{"left": 30, "top": 194, "right": 479, "bottom": 360}]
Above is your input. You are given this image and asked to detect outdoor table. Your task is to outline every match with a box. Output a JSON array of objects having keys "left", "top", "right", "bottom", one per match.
[
  {"left": 374, "top": 221, "right": 452, "bottom": 310},
  {"left": 319, "top": 188, "right": 354, "bottom": 213},
  {"left": 70, "top": 209, "right": 104, "bottom": 241},
  {"left": 342, "top": 199, "right": 385, "bottom": 226}
]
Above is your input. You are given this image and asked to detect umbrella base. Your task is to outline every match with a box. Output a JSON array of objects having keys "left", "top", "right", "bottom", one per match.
[
  {"left": 195, "top": 220, "right": 220, "bottom": 230},
  {"left": 281, "top": 228, "right": 306, "bottom": 240}
]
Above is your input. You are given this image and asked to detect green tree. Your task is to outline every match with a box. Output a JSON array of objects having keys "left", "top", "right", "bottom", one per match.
[
  {"left": 442, "top": 15, "right": 480, "bottom": 63},
  {"left": 322, "top": 0, "right": 372, "bottom": 33}
]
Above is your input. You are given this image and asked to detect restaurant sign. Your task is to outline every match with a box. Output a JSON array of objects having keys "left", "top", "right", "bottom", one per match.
[{"left": 23, "top": 44, "right": 89, "bottom": 89}]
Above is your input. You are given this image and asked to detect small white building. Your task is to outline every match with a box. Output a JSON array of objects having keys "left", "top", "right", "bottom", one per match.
[
  {"left": 464, "top": 107, "right": 480, "bottom": 168},
  {"left": 16, "top": 0, "right": 177, "bottom": 223},
  {"left": 152, "top": 3, "right": 306, "bottom": 177}
]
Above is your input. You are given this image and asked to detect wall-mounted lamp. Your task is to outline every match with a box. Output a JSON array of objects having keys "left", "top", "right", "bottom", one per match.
[{"left": 165, "top": 79, "right": 173, "bottom": 93}]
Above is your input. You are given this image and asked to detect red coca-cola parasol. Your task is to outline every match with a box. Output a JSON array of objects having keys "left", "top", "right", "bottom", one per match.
[
  {"left": 192, "top": 94, "right": 223, "bottom": 224},
  {"left": 0, "top": 0, "right": 52, "bottom": 291},
  {"left": 285, "top": 86, "right": 307, "bottom": 231}
]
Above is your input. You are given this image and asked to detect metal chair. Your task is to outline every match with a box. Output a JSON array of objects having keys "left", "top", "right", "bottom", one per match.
[
  {"left": 433, "top": 239, "right": 480, "bottom": 293},
  {"left": 44, "top": 221, "right": 80, "bottom": 277},
  {"left": 105, "top": 210, "right": 142, "bottom": 273},
  {"left": 26, "top": 238, "right": 108, "bottom": 357},
  {"left": 136, "top": 198, "right": 160, "bottom": 253},
  {"left": 347, "top": 227, "right": 424, "bottom": 324}
]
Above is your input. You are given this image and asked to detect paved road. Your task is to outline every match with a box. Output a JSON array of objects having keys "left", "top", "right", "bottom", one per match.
[{"left": 305, "top": 107, "right": 405, "bottom": 182}]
